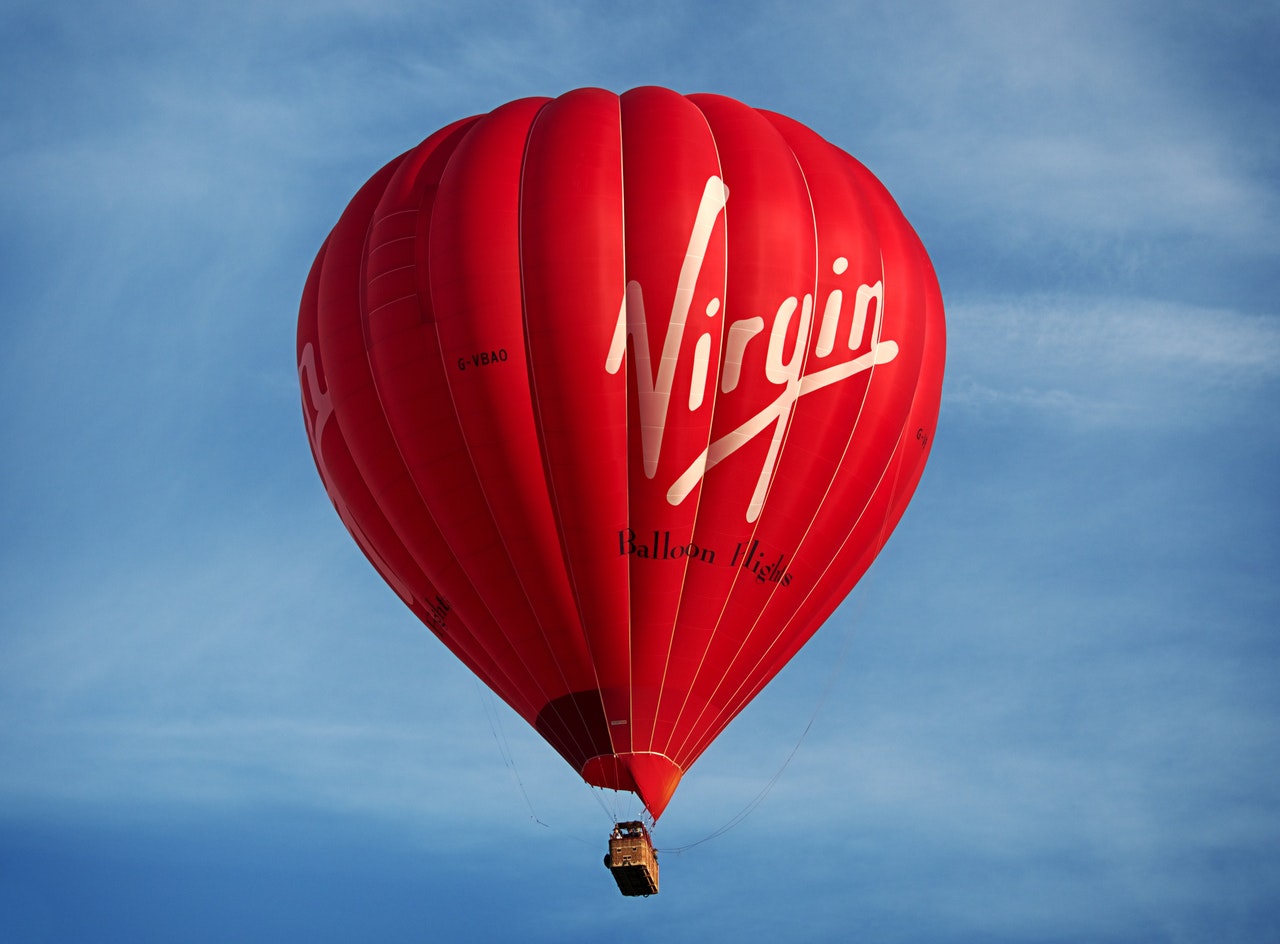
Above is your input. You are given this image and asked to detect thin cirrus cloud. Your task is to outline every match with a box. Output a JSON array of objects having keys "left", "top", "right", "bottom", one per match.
[{"left": 942, "top": 295, "right": 1280, "bottom": 428}]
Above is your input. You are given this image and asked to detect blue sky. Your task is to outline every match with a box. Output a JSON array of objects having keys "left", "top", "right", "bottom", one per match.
[{"left": 2, "top": 1, "right": 1277, "bottom": 941}]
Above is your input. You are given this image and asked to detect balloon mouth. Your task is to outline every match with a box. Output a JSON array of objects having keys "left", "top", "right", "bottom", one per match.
[
  {"left": 533, "top": 693, "right": 685, "bottom": 819},
  {"left": 581, "top": 752, "right": 683, "bottom": 820}
]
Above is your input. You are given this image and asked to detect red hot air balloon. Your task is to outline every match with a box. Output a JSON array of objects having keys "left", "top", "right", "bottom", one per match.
[{"left": 297, "top": 87, "right": 945, "bottom": 825}]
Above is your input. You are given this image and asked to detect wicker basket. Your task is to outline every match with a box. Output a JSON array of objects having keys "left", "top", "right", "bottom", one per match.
[{"left": 604, "top": 821, "right": 659, "bottom": 896}]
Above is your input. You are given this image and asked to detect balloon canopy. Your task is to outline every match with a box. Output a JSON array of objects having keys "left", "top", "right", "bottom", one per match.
[{"left": 297, "top": 87, "right": 945, "bottom": 820}]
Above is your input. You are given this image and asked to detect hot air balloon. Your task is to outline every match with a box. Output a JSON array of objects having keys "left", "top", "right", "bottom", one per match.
[{"left": 297, "top": 87, "right": 944, "bottom": 887}]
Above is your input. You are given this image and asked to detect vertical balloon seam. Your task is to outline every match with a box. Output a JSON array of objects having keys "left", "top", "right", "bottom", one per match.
[
  {"left": 355, "top": 136, "right": 553, "bottom": 725},
  {"left": 781, "top": 236, "right": 928, "bottom": 631},
  {"left": 512, "top": 96, "right": 621, "bottom": 775},
  {"left": 628, "top": 91, "right": 721, "bottom": 776},
  {"left": 735, "top": 324, "right": 934, "bottom": 731},
  {"left": 355, "top": 131, "right": 565, "bottom": 739},
  {"left": 696, "top": 242, "right": 938, "bottom": 757},
  {"left": 686, "top": 246, "right": 906, "bottom": 752},
  {"left": 654, "top": 97, "right": 774, "bottom": 764},
  {"left": 473, "top": 101, "right": 613, "bottom": 769},
  {"left": 414, "top": 125, "right": 588, "bottom": 731},
  {"left": 660, "top": 120, "right": 832, "bottom": 765},
  {"left": 656, "top": 98, "right": 815, "bottom": 766},
  {"left": 511, "top": 97, "right": 621, "bottom": 772},
  {"left": 617, "top": 93, "right": 637, "bottom": 759},
  {"left": 355, "top": 161, "right": 442, "bottom": 599},
  {"left": 307, "top": 162, "right": 447, "bottom": 621},
  {"left": 613, "top": 95, "right": 636, "bottom": 767},
  {"left": 796, "top": 237, "right": 942, "bottom": 626},
  {"left": 666, "top": 150, "right": 920, "bottom": 768},
  {"left": 417, "top": 103, "right": 604, "bottom": 771},
  {"left": 643, "top": 97, "right": 742, "bottom": 766},
  {"left": 408, "top": 129, "right": 572, "bottom": 731},
  {"left": 301, "top": 258, "right": 440, "bottom": 622},
  {"left": 303, "top": 168, "right": 425, "bottom": 613},
  {"left": 716, "top": 205, "right": 936, "bottom": 736},
  {"left": 361, "top": 169, "right": 560, "bottom": 725}
]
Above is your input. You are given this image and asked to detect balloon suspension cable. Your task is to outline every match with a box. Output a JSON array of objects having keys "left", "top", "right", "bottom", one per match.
[
  {"left": 475, "top": 681, "right": 549, "bottom": 828},
  {"left": 473, "top": 683, "right": 640, "bottom": 844},
  {"left": 659, "top": 584, "right": 870, "bottom": 855},
  {"left": 661, "top": 440, "right": 912, "bottom": 856},
  {"left": 473, "top": 680, "right": 652, "bottom": 843},
  {"left": 586, "top": 783, "right": 649, "bottom": 831}
]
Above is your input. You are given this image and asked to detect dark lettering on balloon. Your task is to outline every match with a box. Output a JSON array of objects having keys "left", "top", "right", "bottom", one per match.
[
  {"left": 423, "top": 593, "right": 452, "bottom": 631},
  {"left": 617, "top": 528, "right": 794, "bottom": 587},
  {"left": 728, "top": 539, "right": 794, "bottom": 586},
  {"left": 457, "top": 348, "right": 510, "bottom": 370},
  {"left": 617, "top": 528, "right": 717, "bottom": 565}
]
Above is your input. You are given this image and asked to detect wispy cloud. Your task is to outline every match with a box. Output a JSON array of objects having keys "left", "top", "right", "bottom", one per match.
[{"left": 944, "top": 294, "right": 1280, "bottom": 425}]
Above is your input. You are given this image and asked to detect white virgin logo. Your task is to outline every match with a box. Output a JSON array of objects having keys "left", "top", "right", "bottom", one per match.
[{"left": 606, "top": 176, "right": 898, "bottom": 522}]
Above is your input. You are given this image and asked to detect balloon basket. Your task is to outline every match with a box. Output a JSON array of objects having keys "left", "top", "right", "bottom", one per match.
[{"left": 604, "top": 821, "right": 659, "bottom": 897}]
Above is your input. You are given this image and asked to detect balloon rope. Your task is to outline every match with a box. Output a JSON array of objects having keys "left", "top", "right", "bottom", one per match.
[
  {"left": 659, "top": 420, "right": 913, "bottom": 855},
  {"left": 473, "top": 681, "right": 635, "bottom": 835},
  {"left": 475, "top": 681, "right": 550, "bottom": 828},
  {"left": 657, "top": 580, "right": 871, "bottom": 855}
]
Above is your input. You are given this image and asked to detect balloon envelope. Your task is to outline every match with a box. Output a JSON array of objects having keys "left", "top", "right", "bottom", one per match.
[{"left": 297, "top": 87, "right": 944, "bottom": 820}]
